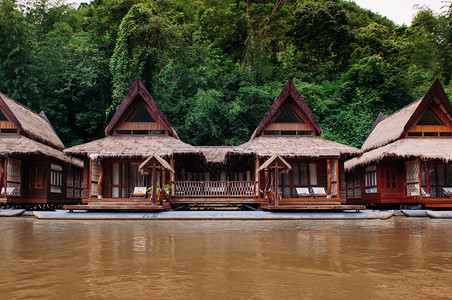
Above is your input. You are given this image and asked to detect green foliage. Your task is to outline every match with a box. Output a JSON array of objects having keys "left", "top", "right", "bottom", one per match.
[{"left": 0, "top": 0, "right": 450, "bottom": 149}]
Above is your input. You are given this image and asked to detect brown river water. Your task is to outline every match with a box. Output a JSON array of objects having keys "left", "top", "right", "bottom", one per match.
[{"left": 1, "top": 217, "right": 452, "bottom": 299}]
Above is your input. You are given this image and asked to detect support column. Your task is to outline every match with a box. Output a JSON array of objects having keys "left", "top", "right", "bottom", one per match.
[
  {"left": 424, "top": 161, "right": 430, "bottom": 196},
  {"left": 0, "top": 158, "right": 4, "bottom": 197},
  {"left": 327, "top": 159, "right": 332, "bottom": 196},
  {"left": 97, "top": 160, "right": 103, "bottom": 199},
  {"left": 255, "top": 157, "right": 260, "bottom": 198},
  {"left": 418, "top": 159, "right": 423, "bottom": 199},
  {"left": 170, "top": 158, "right": 175, "bottom": 196},
  {"left": 274, "top": 161, "right": 279, "bottom": 206},
  {"left": 152, "top": 162, "right": 157, "bottom": 205}
]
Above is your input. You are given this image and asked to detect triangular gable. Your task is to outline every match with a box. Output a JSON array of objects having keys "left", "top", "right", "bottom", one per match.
[
  {"left": 404, "top": 79, "right": 452, "bottom": 133},
  {"left": 257, "top": 153, "right": 292, "bottom": 172},
  {"left": 0, "top": 95, "right": 22, "bottom": 131},
  {"left": 251, "top": 80, "right": 322, "bottom": 139},
  {"left": 105, "top": 78, "right": 175, "bottom": 137}
]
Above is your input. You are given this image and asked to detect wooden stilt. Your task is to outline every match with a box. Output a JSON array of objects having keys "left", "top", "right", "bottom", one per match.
[
  {"left": 327, "top": 159, "right": 331, "bottom": 196},
  {"left": 97, "top": 160, "right": 103, "bottom": 198},
  {"left": 152, "top": 162, "right": 157, "bottom": 205},
  {"left": 424, "top": 161, "right": 430, "bottom": 195},
  {"left": 418, "top": 159, "right": 423, "bottom": 199}
]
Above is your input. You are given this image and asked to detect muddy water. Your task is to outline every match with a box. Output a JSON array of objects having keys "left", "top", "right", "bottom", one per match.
[{"left": 1, "top": 218, "right": 452, "bottom": 299}]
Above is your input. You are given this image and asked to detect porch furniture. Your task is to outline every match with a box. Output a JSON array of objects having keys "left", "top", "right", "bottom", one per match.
[
  {"left": 1, "top": 187, "right": 16, "bottom": 196},
  {"left": 296, "top": 187, "right": 311, "bottom": 197},
  {"left": 311, "top": 187, "right": 327, "bottom": 197},
  {"left": 442, "top": 187, "right": 452, "bottom": 198},
  {"left": 131, "top": 187, "right": 147, "bottom": 198}
]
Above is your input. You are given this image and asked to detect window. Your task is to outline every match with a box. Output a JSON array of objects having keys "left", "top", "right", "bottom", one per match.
[
  {"left": 416, "top": 108, "right": 444, "bottom": 125},
  {"left": 407, "top": 132, "right": 422, "bottom": 137},
  {"left": 281, "top": 130, "right": 296, "bottom": 136},
  {"left": 6, "top": 158, "right": 21, "bottom": 196},
  {"left": 1, "top": 128, "right": 17, "bottom": 134},
  {"left": 116, "top": 130, "right": 132, "bottom": 135},
  {"left": 297, "top": 131, "right": 313, "bottom": 136},
  {"left": 273, "top": 104, "right": 303, "bottom": 123},
  {"left": 30, "top": 167, "right": 43, "bottom": 189},
  {"left": 385, "top": 168, "right": 396, "bottom": 189},
  {"left": 125, "top": 104, "right": 156, "bottom": 123},
  {"left": 50, "top": 164, "right": 62, "bottom": 193},
  {"left": 364, "top": 165, "right": 377, "bottom": 193},
  {"left": 440, "top": 132, "right": 452, "bottom": 136},
  {"left": 424, "top": 132, "right": 438, "bottom": 136},
  {"left": 263, "top": 130, "right": 280, "bottom": 136}
]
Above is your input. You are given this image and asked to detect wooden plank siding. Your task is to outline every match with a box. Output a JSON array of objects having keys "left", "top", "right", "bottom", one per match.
[{"left": 406, "top": 101, "right": 452, "bottom": 136}]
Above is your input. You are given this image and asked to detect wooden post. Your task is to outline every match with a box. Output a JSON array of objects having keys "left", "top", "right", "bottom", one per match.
[
  {"left": 335, "top": 159, "right": 339, "bottom": 198},
  {"left": 424, "top": 161, "right": 430, "bottom": 195},
  {"left": 4, "top": 158, "right": 7, "bottom": 198},
  {"left": 255, "top": 157, "right": 260, "bottom": 198},
  {"left": 170, "top": 158, "right": 175, "bottom": 196},
  {"left": 152, "top": 162, "right": 157, "bottom": 205},
  {"left": 418, "top": 159, "right": 423, "bottom": 199},
  {"left": 97, "top": 160, "right": 103, "bottom": 199},
  {"left": 88, "top": 158, "right": 92, "bottom": 198},
  {"left": 327, "top": 159, "right": 331, "bottom": 196},
  {"left": 0, "top": 158, "right": 4, "bottom": 198},
  {"left": 274, "top": 161, "right": 279, "bottom": 206}
]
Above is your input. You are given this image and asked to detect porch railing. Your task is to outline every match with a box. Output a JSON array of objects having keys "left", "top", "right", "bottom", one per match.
[{"left": 174, "top": 181, "right": 256, "bottom": 198}]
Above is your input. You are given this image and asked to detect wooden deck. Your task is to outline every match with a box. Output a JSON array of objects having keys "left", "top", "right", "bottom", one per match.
[{"left": 262, "top": 204, "right": 365, "bottom": 211}]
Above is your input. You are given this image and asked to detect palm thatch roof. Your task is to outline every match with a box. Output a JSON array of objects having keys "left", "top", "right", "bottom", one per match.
[
  {"left": 346, "top": 138, "right": 452, "bottom": 171},
  {"left": 0, "top": 93, "right": 64, "bottom": 150},
  {"left": 0, "top": 135, "right": 82, "bottom": 167},
  {"left": 231, "top": 136, "right": 361, "bottom": 158},
  {"left": 197, "top": 146, "right": 235, "bottom": 163},
  {"left": 64, "top": 136, "right": 200, "bottom": 160},
  {"left": 362, "top": 79, "right": 452, "bottom": 151},
  {"left": 105, "top": 78, "right": 179, "bottom": 138},
  {"left": 251, "top": 80, "right": 322, "bottom": 139}
]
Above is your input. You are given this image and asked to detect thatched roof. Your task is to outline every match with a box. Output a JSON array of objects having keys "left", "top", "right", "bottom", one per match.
[
  {"left": 197, "top": 146, "right": 235, "bottom": 163},
  {"left": 105, "top": 78, "right": 179, "bottom": 138},
  {"left": 0, "top": 135, "right": 82, "bottom": 167},
  {"left": 362, "top": 79, "right": 452, "bottom": 151},
  {"left": 231, "top": 136, "right": 361, "bottom": 158},
  {"left": 0, "top": 93, "right": 64, "bottom": 150},
  {"left": 139, "top": 154, "right": 175, "bottom": 174},
  {"left": 64, "top": 136, "right": 200, "bottom": 160},
  {"left": 251, "top": 80, "right": 322, "bottom": 139},
  {"left": 346, "top": 138, "right": 452, "bottom": 171}
]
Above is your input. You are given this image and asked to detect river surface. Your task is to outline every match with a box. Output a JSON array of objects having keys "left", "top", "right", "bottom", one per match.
[{"left": 1, "top": 217, "right": 452, "bottom": 299}]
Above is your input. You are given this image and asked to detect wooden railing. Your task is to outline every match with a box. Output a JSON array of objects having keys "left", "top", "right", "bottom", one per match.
[{"left": 174, "top": 181, "right": 256, "bottom": 198}]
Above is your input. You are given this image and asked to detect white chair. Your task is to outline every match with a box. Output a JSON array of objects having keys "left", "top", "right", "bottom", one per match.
[
  {"left": 0, "top": 187, "right": 16, "bottom": 196},
  {"left": 131, "top": 187, "right": 147, "bottom": 198},
  {"left": 311, "top": 187, "right": 327, "bottom": 197},
  {"left": 442, "top": 187, "right": 452, "bottom": 198},
  {"left": 295, "top": 187, "right": 311, "bottom": 197}
]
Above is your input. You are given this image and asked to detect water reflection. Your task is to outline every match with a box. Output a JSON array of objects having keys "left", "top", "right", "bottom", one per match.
[{"left": 1, "top": 218, "right": 452, "bottom": 299}]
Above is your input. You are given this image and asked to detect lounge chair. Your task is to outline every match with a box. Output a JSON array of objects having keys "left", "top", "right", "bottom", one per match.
[
  {"left": 131, "top": 187, "right": 147, "bottom": 198},
  {"left": 442, "top": 187, "right": 452, "bottom": 198},
  {"left": 295, "top": 187, "right": 311, "bottom": 197},
  {"left": 0, "top": 187, "right": 16, "bottom": 196},
  {"left": 311, "top": 187, "right": 327, "bottom": 198}
]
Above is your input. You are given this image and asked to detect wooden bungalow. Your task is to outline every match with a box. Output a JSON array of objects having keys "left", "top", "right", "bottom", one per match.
[
  {"left": 227, "top": 80, "right": 363, "bottom": 210},
  {"left": 0, "top": 93, "right": 83, "bottom": 208},
  {"left": 64, "top": 79, "right": 201, "bottom": 211},
  {"left": 345, "top": 79, "right": 452, "bottom": 208}
]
